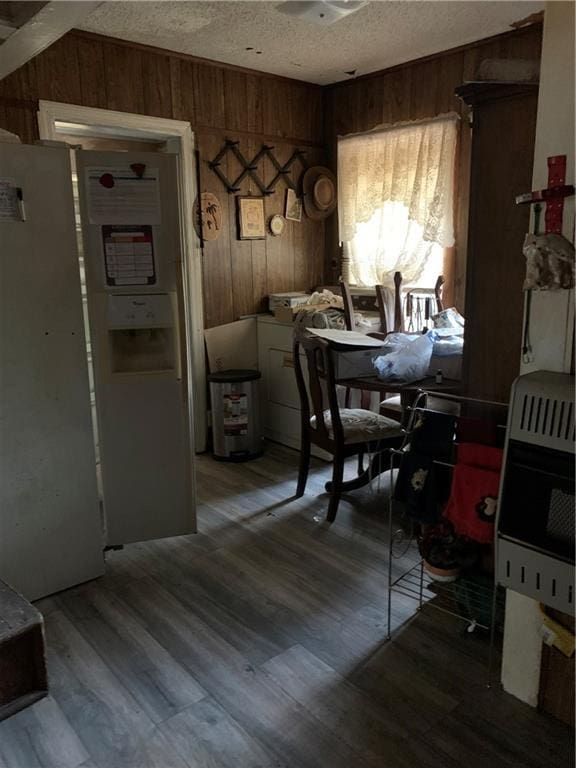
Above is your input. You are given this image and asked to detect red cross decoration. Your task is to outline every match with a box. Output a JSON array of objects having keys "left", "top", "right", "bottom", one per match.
[{"left": 516, "top": 154, "right": 574, "bottom": 233}]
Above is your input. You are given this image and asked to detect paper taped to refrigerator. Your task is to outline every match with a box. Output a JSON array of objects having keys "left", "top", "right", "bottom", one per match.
[
  {"left": 102, "top": 225, "right": 156, "bottom": 286},
  {"left": 0, "top": 178, "right": 20, "bottom": 222},
  {"left": 85, "top": 167, "right": 161, "bottom": 224}
]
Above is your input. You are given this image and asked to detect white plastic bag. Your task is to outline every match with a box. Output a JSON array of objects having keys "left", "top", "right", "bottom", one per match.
[
  {"left": 374, "top": 332, "right": 434, "bottom": 383},
  {"left": 380, "top": 332, "right": 419, "bottom": 353},
  {"left": 432, "top": 334, "right": 464, "bottom": 356},
  {"left": 432, "top": 307, "right": 465, "bottom": 330}
]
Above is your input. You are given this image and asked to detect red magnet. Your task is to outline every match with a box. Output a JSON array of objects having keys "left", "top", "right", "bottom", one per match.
[
  {"left": 130, "top": 163, "right": 146, "bottom": 179},
  {"left": 99, "top": 173, "right": 115, "bottom": 189}
]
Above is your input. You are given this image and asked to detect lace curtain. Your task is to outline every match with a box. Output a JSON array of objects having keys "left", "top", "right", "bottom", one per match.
[{"left": 338, "top": 115, "right": 458, "bottom": 287}]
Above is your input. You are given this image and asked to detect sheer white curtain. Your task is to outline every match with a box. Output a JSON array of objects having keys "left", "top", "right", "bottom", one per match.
[{"left": 338, "top": 115, "right": 458, "bottom": 287}]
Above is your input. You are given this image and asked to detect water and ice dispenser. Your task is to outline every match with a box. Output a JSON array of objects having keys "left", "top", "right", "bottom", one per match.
[{"left": 107, "top": 294, "right": 178, "bottom": 375}]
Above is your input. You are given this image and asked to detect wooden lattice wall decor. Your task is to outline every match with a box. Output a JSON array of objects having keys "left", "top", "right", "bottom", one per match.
[{"left": 208, "top": 140, "right": 308, "bottom": 195}]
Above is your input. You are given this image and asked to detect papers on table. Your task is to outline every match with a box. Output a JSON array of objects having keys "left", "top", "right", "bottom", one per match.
[{"left": 308, "top": 328, "right": 384, "bottom": 347}]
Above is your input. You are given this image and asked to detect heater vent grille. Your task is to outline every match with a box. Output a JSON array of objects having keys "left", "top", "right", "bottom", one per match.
[
  {"left": 498, "top": 537, "right": 574, "bottom": 614},
  {"left": 510, "top": 373, "right": 575, "bottom": 451},
  {"left": 519, "top": 394, "right": 574, "bottom": 440}
]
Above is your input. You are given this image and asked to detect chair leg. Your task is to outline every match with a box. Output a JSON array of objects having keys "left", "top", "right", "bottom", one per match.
[
  {"left": 357, "top": 451, "right": 364, "bottom": 475},
  {"left": 327, "top": 452, "right": 345, "bottom": 523},
  {"left": 296, "top": 437, "right": 311, "bottom": 498}
]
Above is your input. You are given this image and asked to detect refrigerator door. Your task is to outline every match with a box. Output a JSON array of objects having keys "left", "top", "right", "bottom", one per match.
[
  {"left": 0, "top": 143, "right": 104, "bottom": 600},
  {"left": 75, "top": 150, "right": 196, "bottom": 546}
]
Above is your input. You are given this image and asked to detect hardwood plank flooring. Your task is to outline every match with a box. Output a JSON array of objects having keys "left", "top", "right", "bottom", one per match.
[{"left": 0, "top": 443, "right": 572, "bottom": 767}]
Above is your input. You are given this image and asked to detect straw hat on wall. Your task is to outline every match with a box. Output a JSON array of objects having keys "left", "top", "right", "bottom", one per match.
[{"left": 302, "top": 166, "right": 337, "bottom": 220}]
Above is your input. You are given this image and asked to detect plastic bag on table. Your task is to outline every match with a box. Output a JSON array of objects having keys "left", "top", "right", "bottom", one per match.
[
  {"left": 374, "top": 332, "right": 434, "bottom": 383},
  {"left": 433, "top": 307, "right": 465, "bottom": 331},
  {"left": 432, "top": 334, "right": 464, "bottom": 356},
  {"left": 379, "top": 332, "right": 419, "bottom": 353}
]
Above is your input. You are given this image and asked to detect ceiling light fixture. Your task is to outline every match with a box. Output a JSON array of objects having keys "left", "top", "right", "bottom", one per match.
[{"left": 276, "top": 1, "right": 368, "bottom": 26}]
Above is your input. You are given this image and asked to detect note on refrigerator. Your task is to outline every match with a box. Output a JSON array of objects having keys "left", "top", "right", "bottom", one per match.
[
  {"left": 101, "top": 225, "right": 156, "bottom": 286},
  {"left": 0, "top": 178, "right": 21, "bottom": 222},
  {"left": 85, "top": 166, "right": 161, "bottom": 224}
]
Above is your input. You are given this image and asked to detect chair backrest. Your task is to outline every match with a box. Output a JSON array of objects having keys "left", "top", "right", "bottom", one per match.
[
  {"left": 404, "top": 273, "right": 445, "bottom": 332},
  {"left": 293, "top": 332, "right": 343, "bottom": 446},
  {"left": 339, "top": 278, "right": 355, "bottom": 331},
  {"left": 341, "top": 275, "right": 401, "bottom": 335},
  {"left": 375, "top": 271, "right": 403, "bottom": 334},
  {"left": 434, "top": 275, "right": 445, "bottom": 312},
  {"left": 339, "top": 271, "right": 443, "bottom": 336}
]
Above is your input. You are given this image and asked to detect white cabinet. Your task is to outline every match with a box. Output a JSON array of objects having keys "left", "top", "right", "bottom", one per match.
[
  {"left": 257, "top": 315, "right": 330, "bottom": 460},
  {"left": 256, "top": 314, "right": 383, "bottom": 460}
]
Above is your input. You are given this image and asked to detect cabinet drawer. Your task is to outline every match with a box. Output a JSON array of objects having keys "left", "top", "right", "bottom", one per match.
[
  {"left": 264, "top": 401, "right": 330, "bottom": 461},
  {"left": 268, "top": 348, "right": 300, "bottom": 409}
]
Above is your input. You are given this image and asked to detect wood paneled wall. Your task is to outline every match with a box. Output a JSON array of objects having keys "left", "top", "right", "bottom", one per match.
[
  {"left": 322, "top": 24, "right": 543, "bottom": 310},
  {"left": 0, "top": 25, "right": 543, "bottom": 324},
  {"left": 0, "top": 30, "right": 325, "bottom": 328}
]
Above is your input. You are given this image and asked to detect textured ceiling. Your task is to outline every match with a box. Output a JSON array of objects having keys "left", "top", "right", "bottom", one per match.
[{"left": 80, "top": 1, "right": 543, "bottom": 85}]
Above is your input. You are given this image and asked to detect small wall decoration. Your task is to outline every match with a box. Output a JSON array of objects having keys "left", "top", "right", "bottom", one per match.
[
  {"left": 193, "top": 192, "right": 223, "bottom": 241},
  {"left": 285, "top": 189, "right": 303, "bottom": 222},
  {"left": 302, "top": 166, "right": 337, "bottom": 220},
  {"left": 237, "top": 196, "right": 266, "bottom": 240},
  {"left": 209, "top": 140, "right": 308, "bottom": 195},
  {"left": 269, "top": 214, "right": 286, "bottom": 237}
]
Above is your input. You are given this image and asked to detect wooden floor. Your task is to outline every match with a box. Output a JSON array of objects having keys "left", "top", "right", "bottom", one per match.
[{"left": 0, "top": 444, "right": 572, "bottom": 768}]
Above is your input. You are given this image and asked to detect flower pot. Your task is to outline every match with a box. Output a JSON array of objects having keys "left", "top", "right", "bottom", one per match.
[{"left": 424, "top": 559, "right": 461, "bottom": 582}]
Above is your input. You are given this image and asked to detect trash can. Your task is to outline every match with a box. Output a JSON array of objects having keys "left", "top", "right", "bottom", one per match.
[{"left": 208, "top": 369, "right": 263, "bottom": 461}]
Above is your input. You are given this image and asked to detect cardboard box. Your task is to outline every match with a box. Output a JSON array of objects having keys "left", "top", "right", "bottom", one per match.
[
  {"left": 268, "top": 292, "right": 310, "bottom": 311},
  {"left": 204, "top": 317, "right": 258, "bottom": 372},
  {"left": 332, "top": 347, "right": 385, "bottom": 379}
]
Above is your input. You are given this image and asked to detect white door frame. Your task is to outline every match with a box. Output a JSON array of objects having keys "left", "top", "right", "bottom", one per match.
[{"left": 37, "top": 100, "right": 207, "bottom": 451}]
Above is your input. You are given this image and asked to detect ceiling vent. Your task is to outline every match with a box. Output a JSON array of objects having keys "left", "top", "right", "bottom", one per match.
[{"left": 277, "top": 1, "right": 368, "bottom": 26}]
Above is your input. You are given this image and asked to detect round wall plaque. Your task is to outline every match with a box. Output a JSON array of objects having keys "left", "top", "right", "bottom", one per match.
[
  {"left": 269, "top": 214, "right": 286, "bottom": 237},
  {"left": 193, "top": 192, "right": 223, "bottom": 241}
]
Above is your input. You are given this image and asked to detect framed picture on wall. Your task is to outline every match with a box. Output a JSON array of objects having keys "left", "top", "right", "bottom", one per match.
[
  {"left": 285, "top": 189, "right": 303, "bottom": 222},
  {"left": 237, "top": 196, "right": 266, "bottom": 240}
]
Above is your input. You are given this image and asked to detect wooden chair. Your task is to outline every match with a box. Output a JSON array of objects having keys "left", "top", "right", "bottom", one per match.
[
  {"left": 339, "top": 278, "right": 355, "bottom": 331},
  {"left": 374, "top": 270, "right": 403, "bottom": 335},
  {"left": 294, "top": 332, "right": 403, "bottom": 522},
  {"left": 340, "top": 274, "right": 402, "bottom": 335},
  {"left": 374, "top": 272, "right": 404, "bottom": 419},
  {"left": 338, "top": 274, "right": 404, "bottom": 424},
  {"left": 341, "top": 271, "right": 444, "bottom": 334},
  {"left": 339, "top": 276, "right": 399, "bottom": 475},
  {"left": 404, "top": 274, "right": 445, "bottom": 332}
]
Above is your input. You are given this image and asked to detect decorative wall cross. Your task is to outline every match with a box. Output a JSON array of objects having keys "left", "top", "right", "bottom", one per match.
[
  {"left": 208, "top": 140, "right": 308, "bottom": 196},
  {"left": 516, "top": 154, "right": 575, "bottom": 234}
]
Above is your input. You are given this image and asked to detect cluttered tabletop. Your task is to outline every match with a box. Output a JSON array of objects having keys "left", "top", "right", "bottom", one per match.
[{"left": 269, "top": 284, "right": 465, "bottom": 393}]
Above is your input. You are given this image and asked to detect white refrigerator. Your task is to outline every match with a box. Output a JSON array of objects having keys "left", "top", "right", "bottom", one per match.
[{"left": 0, "top": 142, "right": 196, "bottom": 600}]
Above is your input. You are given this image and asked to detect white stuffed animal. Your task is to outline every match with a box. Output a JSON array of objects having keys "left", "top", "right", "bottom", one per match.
[{"left": 523, "top": 232, "right": 575, "bottom": 290}]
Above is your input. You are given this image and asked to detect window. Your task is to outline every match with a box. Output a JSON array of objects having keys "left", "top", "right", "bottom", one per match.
[{"left": 337, "top": 116, "right": 458, "bottom": 291}]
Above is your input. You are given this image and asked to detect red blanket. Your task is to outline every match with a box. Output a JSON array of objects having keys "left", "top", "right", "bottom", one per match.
[{"left": 443, "top": 443, "right": 504, "bottom": 543}]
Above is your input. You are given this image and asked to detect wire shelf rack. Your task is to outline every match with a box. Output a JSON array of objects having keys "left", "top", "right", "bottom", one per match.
[
  {"left": 390, "top": 553, "right": 506, "bottom": 634},
  {"left": 385, "top": 389, "right": 509, "bottom": 686}
]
